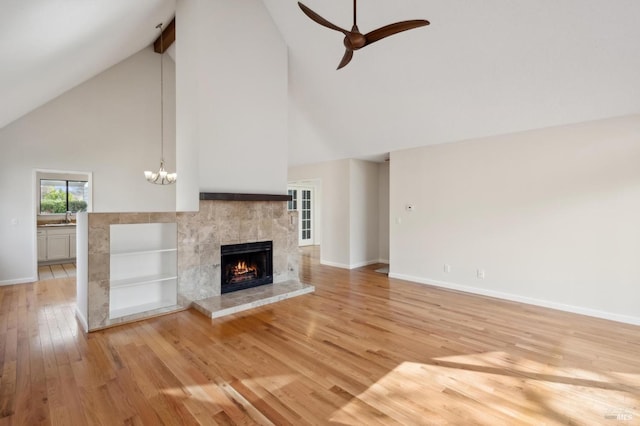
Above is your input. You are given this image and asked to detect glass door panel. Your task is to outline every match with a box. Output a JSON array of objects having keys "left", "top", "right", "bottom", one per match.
[{"left": 300, "top": 189, "right": 312, "bottom": 246}]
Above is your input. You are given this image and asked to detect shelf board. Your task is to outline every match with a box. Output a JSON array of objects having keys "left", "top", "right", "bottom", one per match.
[
  {"left": 109, "top": 301, "right": 178, "bottom": 320},
  {"left": 111, "top": 248, "right": 177, "bottom": 257},
  {"left": 110, "top": 274, "right": 177, "bottom": 289}
]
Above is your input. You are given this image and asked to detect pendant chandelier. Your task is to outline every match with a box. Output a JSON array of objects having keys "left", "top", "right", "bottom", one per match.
[{"left": 144, "top": 22, "right": 176, "bottom": 185}]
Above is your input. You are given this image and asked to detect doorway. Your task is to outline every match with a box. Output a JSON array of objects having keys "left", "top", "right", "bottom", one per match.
[
  {"left": 288, "top": 185, "right": 315, "bottom": 246},
  {"left": 33, "top": 169, "right": 92, "bottom": 280}
]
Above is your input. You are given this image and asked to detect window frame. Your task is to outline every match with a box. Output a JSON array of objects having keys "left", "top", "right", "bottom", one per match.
[
  {"left": 287, "top": 189, "right": 298, "bottom": 211},
  {"left": 39, "top": 178, "right": 89, "bottom": 215}
]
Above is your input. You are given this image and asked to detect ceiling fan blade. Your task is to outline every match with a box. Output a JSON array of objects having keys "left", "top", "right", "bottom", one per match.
[
  {"left": 364, "top": 20, "right": 430, "bottom": 46},
  {"left": 298, "top": 2, "right": 348, "bottom": 35},
  {"left": 337, "top": 49, "right": 354, "bottom": 70}
]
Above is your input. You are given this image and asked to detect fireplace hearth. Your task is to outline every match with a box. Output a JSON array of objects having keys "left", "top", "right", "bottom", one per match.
[{"left": 221, "top": 241, "right": 273, "bottom": 294}]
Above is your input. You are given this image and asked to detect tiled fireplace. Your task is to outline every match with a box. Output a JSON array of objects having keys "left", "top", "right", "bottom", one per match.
[
  {"left": 79, "top": 196, "right": 305, "bottom": 332},
  {"left": 175, "top": 199, "right": 299, "bottom": 305}
]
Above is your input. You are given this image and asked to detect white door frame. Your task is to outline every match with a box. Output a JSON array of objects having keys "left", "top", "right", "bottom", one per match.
[{"left": 288, "top": 184, "right": 315, "bottom": 246}]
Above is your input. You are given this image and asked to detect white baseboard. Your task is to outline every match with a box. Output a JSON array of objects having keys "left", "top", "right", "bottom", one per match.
[
  {"left": 377, "top": 258, "right": 389, "bottom": 264},
  {"left": 0, "top": 276, "right": 37, "bottom": 286},
  {"left": 75, "top": 308, "right": 89, "bottom": 333},
  {"left": 320, "top": 259, "right": 381, "bottom": 270},
  {"left": 350, "top": 259, "right": 380, "bottom": 269},
  {"left": 388, "top": 272, "right": 640, "bottom": 326},
  {"left": 320, "top": 259, "right": 351, "bottom": 269}
]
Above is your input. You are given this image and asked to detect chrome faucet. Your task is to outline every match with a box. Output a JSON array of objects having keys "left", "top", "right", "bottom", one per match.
[{"left": 65, "top": 211, "right": 72, "bottom": 223}]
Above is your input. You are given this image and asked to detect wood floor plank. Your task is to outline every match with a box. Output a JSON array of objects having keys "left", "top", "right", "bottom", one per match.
[
  {"left": 1, "top": 247, "right": 640, "bottom": 424},
  {"left": 0, "top": 288, "right": 18, "bottom": 419}
]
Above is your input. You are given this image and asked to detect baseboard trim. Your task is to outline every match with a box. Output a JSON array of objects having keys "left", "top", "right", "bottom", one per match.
[
  {"left": 75, "top": 308, "right": 89, "bottom": 333},
  {"left": 320, "top": 259, "right": 381, "bottom": 270},
  {"left": 320, "top": 259, "right": 351, "bottom": 269},
  {"left": 350, "top": 260, "right": 380, "bottom": 269},
  {"left": 388, "top": 272, "right": 640, "bottom": 326},
  {"left": 0, "top": 276, "right": 37, "bottom": 286}
]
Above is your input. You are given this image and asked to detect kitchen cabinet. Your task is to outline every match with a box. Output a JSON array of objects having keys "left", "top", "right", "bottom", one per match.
[
  {"left": 47, "top": 232, "right": 69, "bottom": 260},
  {"left": 37, "top": 230, "right": 47, "bottom": 261},
  {"left": 38, "top": 226, "right": 76, "bottom": 263}
]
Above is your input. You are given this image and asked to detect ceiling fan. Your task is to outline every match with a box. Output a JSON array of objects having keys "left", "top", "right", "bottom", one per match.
[{"left": 298, "top": 0, "right": 430, "bottom": 70}]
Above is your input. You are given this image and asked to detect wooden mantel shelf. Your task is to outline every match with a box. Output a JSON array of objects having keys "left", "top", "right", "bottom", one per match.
[{"left": 199, "top": 193, "right": 291, "bottom": 202}]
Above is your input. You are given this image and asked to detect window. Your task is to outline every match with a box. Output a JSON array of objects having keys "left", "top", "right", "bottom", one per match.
[
  {"left": 287, "top": 189, "right": 297, "bottom": 211},
  {"left": 40, "top": 179, "right": 88, "bottom": 214}
]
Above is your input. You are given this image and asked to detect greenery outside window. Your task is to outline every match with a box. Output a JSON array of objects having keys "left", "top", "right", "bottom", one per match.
[{"left": 40, "top": 179, "right": 88, "bottom": 214}]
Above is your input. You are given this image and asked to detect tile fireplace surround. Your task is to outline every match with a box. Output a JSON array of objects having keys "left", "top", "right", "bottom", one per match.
[
  {"left": 177, "top": 199, "right": 300, "bottom": 303},
  {"left": 80, "top": 198, "right": 302, "bottom": 331}
]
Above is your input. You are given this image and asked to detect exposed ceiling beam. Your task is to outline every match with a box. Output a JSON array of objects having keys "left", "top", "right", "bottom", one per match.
[{"left": 153, "top": 17, "right": 175, "bottom": 53}]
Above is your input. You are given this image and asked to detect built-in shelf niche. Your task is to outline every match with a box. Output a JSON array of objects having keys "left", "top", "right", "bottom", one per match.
[{"left": 109, "top": 223, "right": 177, "bottom": 319}]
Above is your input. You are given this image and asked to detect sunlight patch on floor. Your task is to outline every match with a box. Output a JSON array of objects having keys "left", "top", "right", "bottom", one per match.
[
  {"left": 162, "top": 381, "right": 272, "bottom": 424},
  {"left": 240, "top": 373, "right": 301, "bottom": 393},
  {"left": 330, "top": 355, "right": 639, "bottom": 425},
  {"left": 161, "top": 374, "right": 300, "bottom": 404}
]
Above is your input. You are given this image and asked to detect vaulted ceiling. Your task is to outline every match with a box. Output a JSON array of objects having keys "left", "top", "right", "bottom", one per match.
[
  {"left": 0, "top": 0, "right": 175, "bottom": 129},
  {"left": 3, "top": 0, "right": 640, "bottom": 166},
  {"left": 265, "top": 0, "right": 640, "bottom": 165}
]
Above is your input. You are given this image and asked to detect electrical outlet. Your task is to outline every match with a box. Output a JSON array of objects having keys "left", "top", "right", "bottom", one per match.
[
  {"left": 477, "top": 269, "right": 485, "bottom": 279},
  {"left": 444, "top": 264, "right": 451, "bottom": 273}
]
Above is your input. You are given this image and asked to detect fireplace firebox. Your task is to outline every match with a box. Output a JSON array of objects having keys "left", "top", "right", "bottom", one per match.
[{"left": 221, "top": 241, "right": 273, "bottom": 294}]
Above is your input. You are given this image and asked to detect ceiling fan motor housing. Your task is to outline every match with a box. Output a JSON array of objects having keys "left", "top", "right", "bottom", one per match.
[{"left": 345, "top": 26, "right": 366, "bottom": 50}]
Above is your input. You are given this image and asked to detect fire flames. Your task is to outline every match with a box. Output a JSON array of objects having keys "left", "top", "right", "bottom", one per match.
[{"left": 230, "top": 260, "right": 258, "bottom": 283}]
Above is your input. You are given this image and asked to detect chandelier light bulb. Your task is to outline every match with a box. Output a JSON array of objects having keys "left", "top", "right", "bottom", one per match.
[{"left": 145, "top": 160, "right": 176, "bottom": 185}]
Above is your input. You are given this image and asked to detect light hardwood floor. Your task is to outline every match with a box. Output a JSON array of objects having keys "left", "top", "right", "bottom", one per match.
[{"left": 1, "top": 246, "right": 639, "bottom": 425}]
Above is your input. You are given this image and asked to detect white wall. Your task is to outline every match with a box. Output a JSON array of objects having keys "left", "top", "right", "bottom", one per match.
[
  {"left": 75, "top": 212, "right": 89, "bottom": 332},
  {"left": 349, "top": 160, "right": 380, "bottom": 268},
  {"left": 390, "top": 115, "right": 640, "bottom": 325},
  {"left": 289, "top": 160, "right": 350, "bottom": 267},
  {"left": 0, "top": 47, "right": 176, "bottom": 284},
  {"left": 174, "top": 0, "right": 200, "bottom": 212},
  {"left": 176, "top": 0, "right": 288, "bottom": 211},
  {"left": 289, "top": 159, "right": 386, "bottom": 268},
  {"left": 378, "top": 162, "right": 390, "bottom": 263}
]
